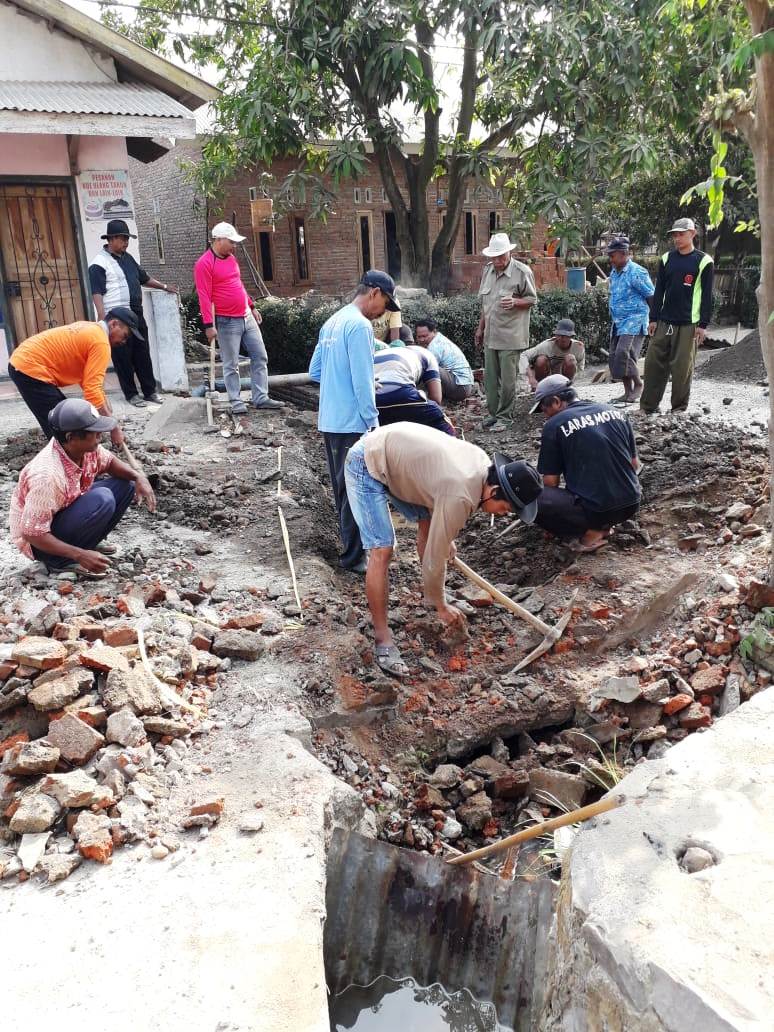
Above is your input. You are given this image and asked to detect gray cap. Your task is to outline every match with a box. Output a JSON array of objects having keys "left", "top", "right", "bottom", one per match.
[
  {"left": 669, "top": 217, "right": 696, "bottom": 233},
  {"left": 529, "top": 373, "right": 573, "bottom": 415},
  {"left": 554, "top": 318, "right": 575, "bottom": 336},
  {"left": 48, "top": 398, "right": 117, "bottom": 434}
]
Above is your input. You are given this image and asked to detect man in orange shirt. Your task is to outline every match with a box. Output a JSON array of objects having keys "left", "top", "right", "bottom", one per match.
[{"left": 8, "top": 307, "right": 140, "bottom": 445}]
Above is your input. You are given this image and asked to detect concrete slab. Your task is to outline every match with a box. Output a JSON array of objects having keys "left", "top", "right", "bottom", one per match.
[
  {"left": 141, "top": 395, "right": 207, "bottom": 440},
  {"left": 1, "top": 704, "right": 371, "bottom": 1032},
  {"left": 541, "top": 687, "right": 774, "bottom": 1031},
  {"left": 143, "top": 288, "right": 190, "bottom": 392}
]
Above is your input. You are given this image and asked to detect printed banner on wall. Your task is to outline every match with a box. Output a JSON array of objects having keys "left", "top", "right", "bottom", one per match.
[{"left": 78, "top": 170, "right": 134, "bottom": 221}]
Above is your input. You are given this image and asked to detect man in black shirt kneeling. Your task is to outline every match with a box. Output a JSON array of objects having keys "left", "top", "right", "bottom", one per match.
[{"left": 530, "top": 375, "right": 641, "bottom": 553}]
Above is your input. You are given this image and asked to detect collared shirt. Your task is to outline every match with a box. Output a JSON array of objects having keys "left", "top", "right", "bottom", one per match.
[
  {"left": 608, "top": 259, "right": 655, "bottom": 336},
  {"left": 363, "top": 423, "right": 490, "bottom": 606},
  {"left": 10, "top": 439, "right": 113, "bottom": 558},
  {"left": 477, "top": 258, "right": 537, "bottom": 350},
  {"left": 374, "top": 345, "right": 440, "bottom": 394},
  {"left": 523, "top": 337, "right": 586, "bottom": 371},
  {"left": 372, "top": 310, "right": 402, "bottom": 346},
  {"left": 9, "top": 321, "right": 112, "bottom": 407},
  {"left": 89, "top": 246, "right": 149, "bottom": 312},
  {"left": 427, "top": 332, "right": 474, "bottom": 385},
  {"left": 308, "top": 303, "right": 378, "bottom": 433}
]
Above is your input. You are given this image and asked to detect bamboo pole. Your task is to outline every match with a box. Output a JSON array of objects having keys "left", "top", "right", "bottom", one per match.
[
  {"left": 278, "top": 507, "right": 303, "bottom": 616},
  {"left": 445, "top": 794, "right": 622, "bottom": 866}
]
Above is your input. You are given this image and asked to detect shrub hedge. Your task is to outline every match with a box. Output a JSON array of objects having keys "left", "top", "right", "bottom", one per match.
[{"left": 256, "top": 286, "right": 614, "bottom": 374}]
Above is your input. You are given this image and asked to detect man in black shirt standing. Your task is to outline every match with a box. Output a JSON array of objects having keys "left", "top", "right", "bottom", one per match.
[
  {"left": 531, "top": 375, "right": 641, "bottom": 552},
  {"left": 89, "top": 219, "right": 177, "bottom": 407},
  {"left": 640, "top": 217, "right": 714, "bottom": 415}
]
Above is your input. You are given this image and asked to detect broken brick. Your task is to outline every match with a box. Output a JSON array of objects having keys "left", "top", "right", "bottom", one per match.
[
  {"left": 663, "top": 693, "right": 693, "bottom": 716},
  {"left": 73, "top": 811, "right": 113, "bottom": 864},
  {"left": 0, "top": 660, "right": 17, "bottom": 681},
  {"left": 47, "top": 714, "right": 105, "bottom": 764},
  {"left": 79, "top": 644, "right": 130, "bottom": 674},
  {"left": 0, "top": 732, "right": 29, "bottom": 758},
  {"left": 9, "top": 793, "right": 61, "bottom": 834},
  {"left": 117, "top": 594, "right": 146, "bottom": 617},
  {"left": 189, "top": 796, "right": 224, "bottom": 817},
  {"left": 190, "top": 632, "right": 212, "bottom": 652},
  {"left": 690, "top": 666, "right": 727, "bottom": 697},
  {"left": 679, "top": 703, "right": 712, "bottom": 730},
  {"left": 40, "top": 770, "right": 113, "bottom": 808},
  {"left": 11, "top": 636, "right": 67, "bottom": 671},
  {"left": 104, "top": 625, "right": 139, "bottom": 648},
  {"left": 225, "top": 612, "right": 265, "bottom": 631},
  {"left": 199, "top": 574, "right": 217, "bottom": 594}
]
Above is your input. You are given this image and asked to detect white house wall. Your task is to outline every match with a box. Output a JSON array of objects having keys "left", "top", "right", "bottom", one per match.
[{"left": 0, "top": 3, "right": 116, "bottom": 82}]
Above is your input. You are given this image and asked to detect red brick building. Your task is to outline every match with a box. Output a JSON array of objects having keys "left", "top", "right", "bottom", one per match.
[{"left": 129, "top": 140, "right": 563, "bottom": 298}]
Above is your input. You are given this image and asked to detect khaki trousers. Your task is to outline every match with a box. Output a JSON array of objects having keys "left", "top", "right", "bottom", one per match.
[
  {"left": 484, "top": 348, "right": 520, "bottom": 422},
  {"left": 640, "top": 322, "right": 697, "bottom": 413}
]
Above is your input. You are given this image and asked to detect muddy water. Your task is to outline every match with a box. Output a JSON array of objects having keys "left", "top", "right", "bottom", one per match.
[{"left": 330, "top": 975, "right": 509, "bottom": 1031}]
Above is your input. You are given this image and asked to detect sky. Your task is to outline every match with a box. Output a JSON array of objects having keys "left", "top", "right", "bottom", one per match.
[{"left": 63, "top": 0, "right": 475, "bottom": 139}]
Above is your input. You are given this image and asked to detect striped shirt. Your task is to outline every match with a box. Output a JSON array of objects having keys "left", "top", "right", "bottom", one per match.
[{"left": 373, "top": 345, "right": 440, "bottom": 395}]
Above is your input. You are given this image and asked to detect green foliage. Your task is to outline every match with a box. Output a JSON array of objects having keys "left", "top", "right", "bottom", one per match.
[{"left": 256, "top": 287, "right": 612, "bottom": 374}]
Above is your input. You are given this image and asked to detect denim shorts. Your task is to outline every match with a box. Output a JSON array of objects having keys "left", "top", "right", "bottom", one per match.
[{"left": 344, "top": 438, "right": 430, "bottom": 549}]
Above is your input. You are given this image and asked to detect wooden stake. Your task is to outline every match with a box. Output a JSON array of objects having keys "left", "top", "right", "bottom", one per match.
[
  {"left": 278, "top": 506, "right": 303, "bottom": 616},
  {"left": 446, "top": 794, "right": 622, "bottom": 866}
]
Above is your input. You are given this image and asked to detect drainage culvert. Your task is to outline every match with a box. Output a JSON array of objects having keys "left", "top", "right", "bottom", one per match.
[{"left": 324, "top": 829, "right": 556, "bottom": 1031}]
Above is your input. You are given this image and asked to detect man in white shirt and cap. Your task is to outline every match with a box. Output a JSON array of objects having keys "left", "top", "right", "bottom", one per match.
[{"left": 475, "top": 233, "right": 537, "bottom": 431}]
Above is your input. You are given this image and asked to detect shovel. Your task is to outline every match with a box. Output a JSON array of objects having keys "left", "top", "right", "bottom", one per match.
[
  {"left": 120, "top": 441, "right": 161, "bottom": 490},
  {"left": 452, "top": 556, "right": 575, "bottom": 672}
]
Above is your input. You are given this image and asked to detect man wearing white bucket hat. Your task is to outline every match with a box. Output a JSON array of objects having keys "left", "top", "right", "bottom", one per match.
[{"left": 475, "top": 233, "right": 537, "bottom": 431}]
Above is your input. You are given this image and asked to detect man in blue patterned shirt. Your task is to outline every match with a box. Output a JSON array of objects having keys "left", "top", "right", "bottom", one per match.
[
  {"left": 607, "top": 237, "right": 654, "bottom": 405},
  {"left": 414, "top": 318, "right": 475, "bottom": 401}
]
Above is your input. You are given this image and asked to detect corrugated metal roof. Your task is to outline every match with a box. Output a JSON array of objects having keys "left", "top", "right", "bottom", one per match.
[{"left": 0, "top": 80, "right": 192, "bottom": 118}]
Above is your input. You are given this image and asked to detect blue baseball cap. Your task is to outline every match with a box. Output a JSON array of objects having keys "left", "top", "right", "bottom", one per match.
[{"left": 360, "top": 270, "right": 400, "bottom": 311}]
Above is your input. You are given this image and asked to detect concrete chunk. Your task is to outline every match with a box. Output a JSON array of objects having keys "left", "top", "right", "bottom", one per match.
[
  {"left": 17, "top": 832, "right": 50, "bottom": 873},
  {"left": 73, "top": 811, "right": 113, "bottom": 864},
  {"left": 102, "top": 667, "right": 163, "bottom": 715},
  {"left": 212, "top": 629, "right": 265, "bottom": 662},
  {"left": 9, "top": 792, "right": 61, "bottom": 833},
  {"left": 106, "top": 708, "right": 146, "bottom": 747},
  {"left": 47, "top": 714, "right": 105, "bottom": 764},
  {"left": 1, "top": 739, "right": 60, "bottom": 776},
  {"left": 27, "top": 669, "right": 94, "bottom": 712},
  {"left": 79, "top": 644, "right": 131, "bottom": 674},
  {"left": 40, "top": 770, "right": 113, "bottom": 808}
]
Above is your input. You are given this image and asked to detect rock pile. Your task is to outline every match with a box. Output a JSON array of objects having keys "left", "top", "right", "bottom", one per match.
[{"left": 0, "top": 567, "right": 284, "bottom": 886}]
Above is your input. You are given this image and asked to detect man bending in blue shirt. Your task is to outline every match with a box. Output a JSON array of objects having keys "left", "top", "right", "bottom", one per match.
[{"left": 309, "top": 270, "right": 399, "bottom": 573}]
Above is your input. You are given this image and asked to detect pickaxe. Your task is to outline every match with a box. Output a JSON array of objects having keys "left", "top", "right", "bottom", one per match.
[{"left": 452, "top": 556, "right": 576, "bottom": 672}]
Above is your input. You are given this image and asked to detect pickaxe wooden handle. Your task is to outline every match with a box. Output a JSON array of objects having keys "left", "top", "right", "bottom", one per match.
[{"left": 452, "top": 556, "right": 560, "bottom": 640}]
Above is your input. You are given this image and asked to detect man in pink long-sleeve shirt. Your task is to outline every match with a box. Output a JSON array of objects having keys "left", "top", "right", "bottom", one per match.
[{"left": 193, "top": 221, "right": 283, "bottom": 414}]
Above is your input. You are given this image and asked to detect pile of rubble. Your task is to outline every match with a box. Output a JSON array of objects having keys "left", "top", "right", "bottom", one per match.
[
  {"left": 0, "top": 562, "right": 283, "bottom": 886},
  {"left": 315, "top": 563, "right": 771, "bottom": 866}
]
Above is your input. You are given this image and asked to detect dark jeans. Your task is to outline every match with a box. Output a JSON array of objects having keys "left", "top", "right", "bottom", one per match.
[
  {"left": 377, "top": 385, "right": 455, "bottom": 436},
  {"left": 31, "top": 477, "right": 135, "bottom": 570},
  {"left": 112, "top": 309, "right": 157, "bottom": 401},
  {"left": 438, "top": 367, "right": 474, "bottom": 402},
  {"left": 8, "top": 364, "right": 66, "bottom": 438},
  {"left": 323, "top": 432, "right": 365, "bottom": 569},
  {"left": 534, "top": 485, "right": 639, "bottom": 539}
]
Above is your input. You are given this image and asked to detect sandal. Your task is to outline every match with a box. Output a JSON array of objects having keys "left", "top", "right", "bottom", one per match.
[
  {"left": 570, "top": 538, "right": 609, "bottom": 554},
  {"left": 375, "top": 643, "right": 409, "bottom": 679}
]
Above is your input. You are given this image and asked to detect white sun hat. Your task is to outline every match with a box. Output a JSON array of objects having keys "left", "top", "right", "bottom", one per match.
[{"left": 482, "top": 232, "right": 515, "bottom": 257}]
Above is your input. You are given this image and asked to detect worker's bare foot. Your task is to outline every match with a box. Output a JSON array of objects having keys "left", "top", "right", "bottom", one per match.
[{"left": 572, "top": 530, "right": 609, "bottom": 554}]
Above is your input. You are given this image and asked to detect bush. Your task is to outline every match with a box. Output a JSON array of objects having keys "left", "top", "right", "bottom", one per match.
[{"left": 257, "top": 286, "right": 615, "bottom": 374}]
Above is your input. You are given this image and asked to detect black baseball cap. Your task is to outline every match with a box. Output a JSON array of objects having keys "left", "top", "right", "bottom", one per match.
[
  {"left": 101, "top": 219, "right": 137, "bottom": 239},
  {"left": 48, "top": 398, "right": 117, "bottom": 434},
  {"left": 105, "top": 306, "right": 144, "bottom": 341},
  {"left": 492, "top": 454, "right": 542, "bottom": 523},
  {"left": 361, "top": 270, "right": 400, "bottom": 311}
]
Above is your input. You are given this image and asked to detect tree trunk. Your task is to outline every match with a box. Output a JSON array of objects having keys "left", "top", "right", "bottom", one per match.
[{"left": 754, "top": 51, "right": 774, "bottom": 583}]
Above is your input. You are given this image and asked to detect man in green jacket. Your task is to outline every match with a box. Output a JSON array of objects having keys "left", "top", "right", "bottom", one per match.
[{"left": 640, "top": 217, "right": 714, "bottom": 414}]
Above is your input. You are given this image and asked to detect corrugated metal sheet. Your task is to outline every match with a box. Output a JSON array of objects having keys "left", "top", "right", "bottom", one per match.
[
  {"left": 324, "top": 829, "right": 557, "bottom": 1031},
  {"left": 0, "top": 80, "right": 191, "bottom": 118}
]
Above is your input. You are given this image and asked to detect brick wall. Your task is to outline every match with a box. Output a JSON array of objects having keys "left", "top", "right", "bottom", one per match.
[
  {"left": 128, "top": 139, "right": 208, "bottom": 294},
  {"left": 129, "top": 141, "right": 564, "bottom": 301}
]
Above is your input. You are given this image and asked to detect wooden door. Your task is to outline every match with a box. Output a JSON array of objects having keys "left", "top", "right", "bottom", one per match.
[{"left": 0, "top": 183, "right": 86, "bottom": 345}]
